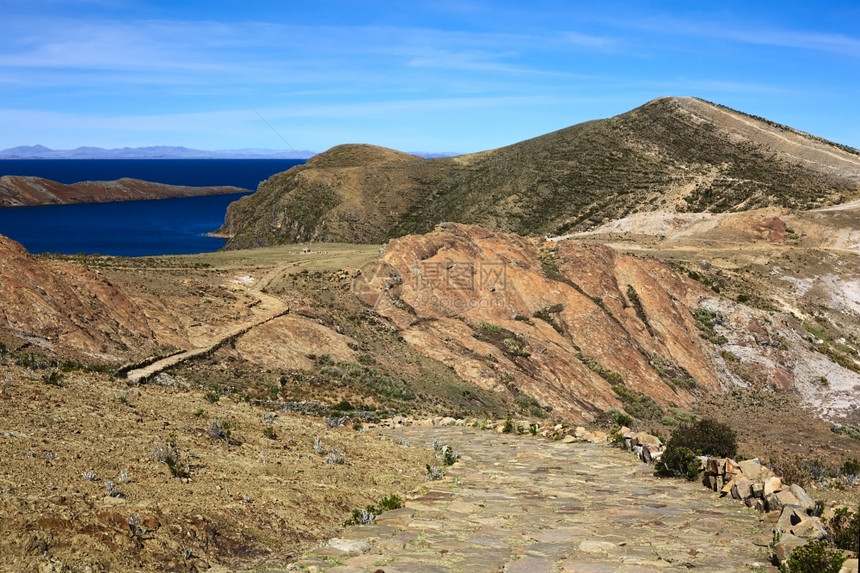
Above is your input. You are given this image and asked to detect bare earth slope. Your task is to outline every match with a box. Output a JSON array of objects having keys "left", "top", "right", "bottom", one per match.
[
  {"left": 0, "top": 235, "right": 162, "bottom": 359},
  {"left": 0, "top": 176, "right": 248, "bottom": 207},
  {"left": 570, "top": 201, "right": 860, "bottom": 424},
  {"left": 219, "top": 97, "right": 860, "bottom": 248}
]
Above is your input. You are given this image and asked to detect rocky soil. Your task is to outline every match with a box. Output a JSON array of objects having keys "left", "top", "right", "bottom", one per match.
[
  {"left": 0, "top": 361, "right": 432, "bottom": 572},
  {"left": 2, "top": 206, "right": 860, "bottom": 570}
]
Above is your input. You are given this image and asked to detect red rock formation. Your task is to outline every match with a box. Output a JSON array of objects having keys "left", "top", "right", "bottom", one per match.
[
  {"left": 0, "top": 235, "right": 159, "bottom": 358},
  {"left": 366, "top": 223, "right": 720, "bottom": 422}
]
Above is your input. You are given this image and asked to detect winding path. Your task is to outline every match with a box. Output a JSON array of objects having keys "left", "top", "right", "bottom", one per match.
[{"left": 125, "top": 263, "right": 291, "bottom": 383}]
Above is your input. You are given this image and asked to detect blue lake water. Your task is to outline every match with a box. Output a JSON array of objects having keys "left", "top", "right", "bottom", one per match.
[
  {"left": 0, "top": 159, "right": 303, "bottom": 190},
  {"left": 0, "top": 193, "right": 249, "bottom": 256},
  {"left": 0, "top": 159, "right": 305, "bottom": 256}
]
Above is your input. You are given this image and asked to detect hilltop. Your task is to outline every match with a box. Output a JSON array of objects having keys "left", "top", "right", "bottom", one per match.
[{"left": 218, "top": 96, "right": 860, "bottom": 248}]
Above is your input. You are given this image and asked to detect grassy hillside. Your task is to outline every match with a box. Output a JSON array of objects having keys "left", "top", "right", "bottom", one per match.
[{"left": 219, "top": 97, "right": 860, "bottom": 248}]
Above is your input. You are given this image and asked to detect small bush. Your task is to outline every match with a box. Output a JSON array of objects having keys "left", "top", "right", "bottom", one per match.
[
  {"left": 827, "top": 505, "right": 859, "bottom": 553},
  {"left": 208, "top": 419, "right": 233, "bottom": 443},
  {"left": 439, "top": 445, "right": 459, "bottom": 466},
  {"left": 608, "top": 408, "right": 632, "bottom": 427},
  {"left": 152, "top": 440, "right": 189, "bottom": 478},
  {"left": 263, "top": 425, "right": 276, "bottom": 440},
  {"left": 668, "top": 418, "right": 737, "bottom": 459},
  {"left": 204, "top": 391, "right": 220, "bottom": 404},
  {"left": 655, "top": 446, "right": 700, "bottom": 481},
  {"left": 779, "top": 539, "right": 845, "bottom": 573},
  {"left": 772, "top": 456, "right": 810, "bottom": 487},
  {"left": 326, "top": 449, "right": 345, "bottom": 465},
  {"left": 426, "top": 464, "right": 444, "bottom": 480},
  {"left": 655, "top": 419, "right": 737, "bottom": 481},
  {"left": 43, "top": 370, "right": 64, "bottom": 387},
  {"left": 841, "top": 458, "right": 860, "bottom": 484}
]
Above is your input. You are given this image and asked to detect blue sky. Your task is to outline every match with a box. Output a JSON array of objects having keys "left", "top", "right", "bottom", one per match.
[{"left": 1, "top": 0, "right": 858, "bottom": 153}]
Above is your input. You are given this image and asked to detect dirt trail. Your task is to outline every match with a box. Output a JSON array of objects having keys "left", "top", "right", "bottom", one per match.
[{"left": 126, "top": 265, "right": 290, "bottom": 383}]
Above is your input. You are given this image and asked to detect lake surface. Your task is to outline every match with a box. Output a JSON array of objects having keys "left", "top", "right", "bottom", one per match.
[
  {"left": 0, "top": 159, "right": 305, "bottom": 256},
  {"left": 0, "top": 159, "right": 303, "bottom": 189},
  {"left": 0, "top": 193, "right": 249, "bottom": 256}
]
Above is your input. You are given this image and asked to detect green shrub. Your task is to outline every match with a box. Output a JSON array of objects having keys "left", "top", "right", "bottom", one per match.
[
  {"left": 655, "top": 446, "right": 700, "bottom": 481},
  {"left": 667, "top": 418, "right": 737, "bottom": 459},
  {"left": 655, "top": 419, "right": 738, "bottom": 481},
  {"left": 608, "top": 408, "right": 632, "bottom": 427},
  {"left": 827, "top": 505, "right": 859, "bottom": 553},
  {"left": 779, "top": 539, "right": 845, "bottom": 573},
  {"left": 43, "top": 370, "right": 64, "bottom": 387},
  {"left": 377, "top": 494, "right": 403, "bottom": 512}
]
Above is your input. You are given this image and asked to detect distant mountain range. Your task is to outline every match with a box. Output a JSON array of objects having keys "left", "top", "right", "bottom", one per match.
[
  {"left": 0, "top": 145, "right": 460, "bottom": 160},
  {"left": 0, "top": 145, "right": 316, "bottom": 160}
]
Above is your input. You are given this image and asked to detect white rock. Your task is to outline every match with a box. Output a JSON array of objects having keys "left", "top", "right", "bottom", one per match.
[{"left": 326, "top": 538, "right": 371, "bottom": 554}]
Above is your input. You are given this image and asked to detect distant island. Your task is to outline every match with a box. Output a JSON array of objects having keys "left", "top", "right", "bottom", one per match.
[{"left": 0, "top": 175, "right": 249, "bottom": 207}]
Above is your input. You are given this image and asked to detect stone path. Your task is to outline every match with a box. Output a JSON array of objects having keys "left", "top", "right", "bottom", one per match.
[{"left": 285, "top": 425, "right": 774, "bottom": 572}]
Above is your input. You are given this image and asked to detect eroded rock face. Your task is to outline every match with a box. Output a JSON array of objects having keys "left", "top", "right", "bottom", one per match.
[
  {"left": 365, "top": 223, "right": 723, "bottom": 422},
  {"left": 0, "top": 235, "right": 160, "bottom": 359}
]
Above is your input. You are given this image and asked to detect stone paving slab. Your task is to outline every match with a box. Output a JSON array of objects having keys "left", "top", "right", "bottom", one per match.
[{"left": 288, "top": 426, "right": 775, "bottom": 572}]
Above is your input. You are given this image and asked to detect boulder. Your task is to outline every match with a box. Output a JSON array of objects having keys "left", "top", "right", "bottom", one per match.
[
  {"left": 704, "top": 474, "right": 722, "bottom": 492},
  {"left": 840, "top": 559, "right": 859, "bottom": 573},
  {"left": 561, "top": 435, "right": 577, "bottom": 444},
  {"left": 771, "top": 533, "right": 807, "bottom": 565},
  {"left": 724, "top": 458, "right": 742, "bottom": 476},
  {"left": 738, "top": 458, "right": 775, "bottom": 482},
  {"left": 751, "top": 482, "right": 765, "bottom": 498},
  {"left": 777, "top": 507, "right": 828, "bottom": 540},
  {"left": 763, "top": 476, "right": 783, "bottom": 497},
  {"left": 327, "top": 538, "right": 372, "bottom": 555},
  {"left": 642, "top": 444, "right": 661, "bottom": 463},
  {"left": 787, "top": 484, "right": 817, "bottom": 513},
  {"left": 731, "top": 477, "right": 755, "bottom": 500},
  {"left": 631, "top": 432, "right": 662, "bottom": 448},
  {"left": 706, "top": 457, "right": 726, "bottom": 476}
]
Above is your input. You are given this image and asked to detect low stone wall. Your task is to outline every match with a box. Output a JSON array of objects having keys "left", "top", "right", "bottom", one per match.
[{"left": 619, "top": 427, "right": 858, "bottom": 571}]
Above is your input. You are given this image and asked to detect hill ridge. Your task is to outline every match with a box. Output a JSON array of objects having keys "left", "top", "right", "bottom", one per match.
[{"left": 218, "top": 96, "right": 860, "bottom": 248}]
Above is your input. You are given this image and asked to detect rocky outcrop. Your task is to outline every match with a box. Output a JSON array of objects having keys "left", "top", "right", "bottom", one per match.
[
  {"left": 0, "top": 235, "right": 161, "bottom": 358},
  {"left": 360, "top": 223, "right": 723, "bottom": 422},
  {"left": 0, "top": 175, "right": 247, "bottom": 207}
]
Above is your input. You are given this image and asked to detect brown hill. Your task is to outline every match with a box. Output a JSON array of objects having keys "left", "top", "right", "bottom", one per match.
[
  {"left": 218, "top": 96, "right": 860, "bottom": 248},
  {"left": 3, "top": 219, "right": 860, "bottom": 569},
  {"left": 0, "top": 235, "right": 161, "bottom": 358},
  {"left": 0, "top": 175, "right": 247, "bottom": 207}
]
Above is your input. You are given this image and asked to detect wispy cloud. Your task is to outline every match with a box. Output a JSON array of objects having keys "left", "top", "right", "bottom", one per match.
[{"left": 618, "top": 15, "right": 860, "bottom": 58}]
